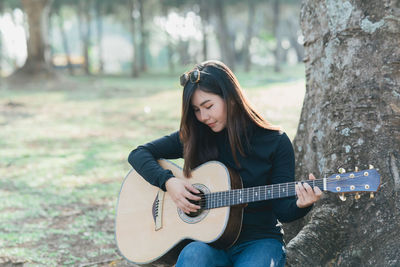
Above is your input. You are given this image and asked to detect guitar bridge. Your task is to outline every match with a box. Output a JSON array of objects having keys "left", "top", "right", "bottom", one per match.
[{"left": 152, "top": 190, "right": 165, "bottom": 231}]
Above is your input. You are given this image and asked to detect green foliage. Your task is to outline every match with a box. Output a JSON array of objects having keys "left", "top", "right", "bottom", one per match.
[{"left": 1, "top": 0, "right": 21, "bottom": 10}]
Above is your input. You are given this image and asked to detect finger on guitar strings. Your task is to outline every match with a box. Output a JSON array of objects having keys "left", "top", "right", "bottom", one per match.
[
  {"left": 180, "top": 197, "right": 201, "bottom": 213},
  {"left": 185, "top": 183, "right": 201, "bottom": 195},
  {"left": 295, "top": 182, "right": 305, "bottom": 201},
  {"left": 184, "top": 190, "right": 202, "bottom": 201}
]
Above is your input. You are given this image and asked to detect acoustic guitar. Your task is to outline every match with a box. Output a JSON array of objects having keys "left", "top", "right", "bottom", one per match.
[{"left": 115, "top": 159, "right": 380, "bottom": 265}]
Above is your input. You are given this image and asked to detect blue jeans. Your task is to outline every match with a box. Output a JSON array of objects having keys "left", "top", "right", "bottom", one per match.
[{"left": 175, "top": 238, "right": 286, "bottom": 267}]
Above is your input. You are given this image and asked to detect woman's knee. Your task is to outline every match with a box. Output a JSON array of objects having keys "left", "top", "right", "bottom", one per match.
[
  {"left": 177, "top": 241, "right": 233, "bottom": 267},
  {"left": 178, "top": 241, "right": 213, "bottom": 260}
]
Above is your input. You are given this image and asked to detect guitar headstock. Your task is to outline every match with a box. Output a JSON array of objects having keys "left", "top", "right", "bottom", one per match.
[{"left": 325, "top": 166, "right": 381, "bottom": 201}]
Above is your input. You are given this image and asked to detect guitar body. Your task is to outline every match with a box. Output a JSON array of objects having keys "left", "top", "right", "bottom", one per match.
[
  {"left": 116, "top": 158, "right": 381, "bottom": 265},
  {"left": 115, "top": 160, "right": 244, "bottom": 265}
]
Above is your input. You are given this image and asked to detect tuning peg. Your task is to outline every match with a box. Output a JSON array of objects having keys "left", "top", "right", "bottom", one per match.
[
  {"left": 370, "top": 192, "right": 375, "bottom": 199},
  {"left": 355, "top": 166, "right": 359, "bottom": 172},
  {"left": 338, "top": 168, "right": 346, "bottom": 174},
  {"left": 369, "top": 165, "right": 374, "bottom": 169},
  {"left": 355, "top": 193, "right": 361, "bottom": 200},
  {"left": 339, "top": 193, "right": 346, "bottom": 201}
]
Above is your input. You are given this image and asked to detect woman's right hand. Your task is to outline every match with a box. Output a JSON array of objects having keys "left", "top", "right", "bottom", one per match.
[{"left": 165, "top": 177, "right": 201, "bottom": 214}]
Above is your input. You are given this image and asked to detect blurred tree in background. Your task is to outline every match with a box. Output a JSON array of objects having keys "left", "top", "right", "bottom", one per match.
[
  {"left": 10, "top": 0, "right": 56, "bottom": 81},
  {"left": 0, "top": 0, "right": 305, "bottom": 81}
]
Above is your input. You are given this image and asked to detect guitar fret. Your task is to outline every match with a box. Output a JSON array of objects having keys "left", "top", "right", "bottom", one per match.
[
  {"left": 213, "top": 192, "right": 216, "bottom": 208},
  {"left": 271, "top": 185, "right": 273, "bottom": 198},
  {"left": 278, "top": 185, "right": 281, "bottom": 197},
  {"left": 205, "top": 179, "right": 328, "bottom": 210}
]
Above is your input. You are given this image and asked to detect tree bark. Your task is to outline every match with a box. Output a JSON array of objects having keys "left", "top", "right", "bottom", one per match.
[
  {"left": 0, "top": 0, "right": 3, "bottom": 77},
  {"left": 284, "top": 0, "right": 400, "bottom": 266},
  {"left": 56, "top": 6, "right": 74, "bottom": 75},
  {"left": 287, "top": 17, "right": 304, "bottom": 63},
  {"left": 177, "top": 40, "right": 190, "bottom": 66},
  {"left": 243, "top": 0, "right": 255, "bottom": 72},
  {"left": 199, "top": 0, "right": 210, "bottom": 61},
  {"left": 214, "top": 0, "right": 235, "bottom": 71},
  {"left": 78, "top": 0, "right": 91, "bottom": 75},
  {"left": 138, "top": 0, "right": 147, "bottom": 72},
  {"left": 9, "top": 0, "right": 57, "bottom": 81},
  {"left": 272, "top": 0, "right": 282, "bottom": 72},
  {"left": 129, "top": 0, "right": 139, "bottom": 77},
  {"left": 95, "top": 0, "right": 104, "bottom": 74}
]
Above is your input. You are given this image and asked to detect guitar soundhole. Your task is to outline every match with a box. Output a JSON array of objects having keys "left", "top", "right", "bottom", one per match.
[
  {"left": 178, "top": 183, "right": 210, "bottom": 224},
  {"left": 186, "top": 191, "right": 205, "bottom": 217}
]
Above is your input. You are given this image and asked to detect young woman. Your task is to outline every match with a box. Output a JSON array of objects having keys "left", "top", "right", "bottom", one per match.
[{"left": 128, "top": 60, "right": 322, "bottom": 267}]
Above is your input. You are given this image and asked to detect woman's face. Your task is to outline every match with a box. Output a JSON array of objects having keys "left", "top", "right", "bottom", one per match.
[{"left": 191, "top": 89, "right": 227, "bottom": 132}]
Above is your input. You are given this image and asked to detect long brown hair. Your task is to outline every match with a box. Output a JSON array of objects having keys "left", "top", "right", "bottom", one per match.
[{"left": 179, "top": 60, "right": 280, "bottom": 177}]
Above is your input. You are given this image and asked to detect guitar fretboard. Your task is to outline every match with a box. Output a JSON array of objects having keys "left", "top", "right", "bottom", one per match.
[{"left": 203, "top": 179, "right": 324, "bottom": 209}]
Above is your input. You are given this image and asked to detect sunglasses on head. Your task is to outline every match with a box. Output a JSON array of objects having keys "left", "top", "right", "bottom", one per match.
[{"left": 180, "top": 69, "right": 201, "bottom": 87}]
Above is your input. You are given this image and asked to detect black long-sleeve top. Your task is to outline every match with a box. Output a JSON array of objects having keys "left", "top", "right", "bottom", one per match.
[{"left": 128, "top": 125, "right": 312, "bottom": 244}]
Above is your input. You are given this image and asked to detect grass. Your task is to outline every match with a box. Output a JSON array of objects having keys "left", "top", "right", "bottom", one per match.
[{"left": 0, "top": 64, "right": 305, "bottom": 266}]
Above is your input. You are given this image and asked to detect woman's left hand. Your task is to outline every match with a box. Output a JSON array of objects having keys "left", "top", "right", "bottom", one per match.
[{"left": 295, "top": 173, "right": 323, "bottom": 208}]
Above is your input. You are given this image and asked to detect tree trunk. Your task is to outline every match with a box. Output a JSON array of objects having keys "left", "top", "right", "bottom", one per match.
[
  {"left": 138, "top": 0, "right": 147, "bottom": 72},
  {"left": 284, "top": 0, "right": 400, "bottom": 266},
  {"left": 9, "top": 0, "right": 57, "bottom": 81},
  {"left": 166, "top": 33, "right": 174, "bottom": 73},
  {"left": 214, "top": 0, "right": 235, "bottom": 71},
  {"left": 243, "top": 0, "right": 255, "bottom": 72},
  {"left": 78, "top": 0, "right": 91, "bottom": 75},
  {"left": 48, "top": 2, "right": 54, "bottom": 66},
  {"left": 129, "top": 0, "right": 139, "bottom": 77},
  {"left": 56, "top": 6, "right": 74, "bottom": 75},
  {"left": 0, "top": 0, "right": 3, "bottom": 77},
  {"left": 95, "top": 0, "right": 104, "bottom": 74},
  {"left": 162, "top": 7, "right": 174, "bottom": 73},
  {"left": 177, "top": 40, "right": 190, "bottom": 66},
  {"left": 287, "top": 17, "right": 304, "bottom": 63},
  {"left": 199, "top": 0, "right": 210, "bottom": 61},
  {"left": 272, "top": 0, "right": 281, "bottom": 72}
]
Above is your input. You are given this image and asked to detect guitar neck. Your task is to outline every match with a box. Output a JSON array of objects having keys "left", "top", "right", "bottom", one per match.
[{"left": 204, "top": 179, "right": 325, "bottom": 209}]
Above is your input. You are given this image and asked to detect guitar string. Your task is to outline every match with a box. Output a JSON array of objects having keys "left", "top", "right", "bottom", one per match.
[
  {"left": 190, "top": 174, "right": 377, "bottom": 208},
  {"left": 199, "top": 174, "right": 372, "bottom": 198},
  {"left": 192, "top": 176, "right": 376, "bottom": 208}
]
